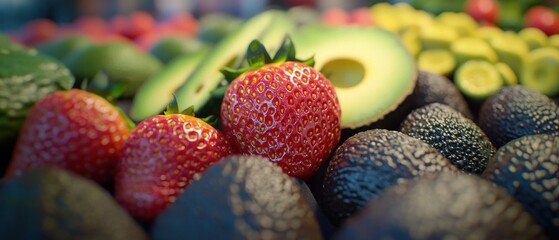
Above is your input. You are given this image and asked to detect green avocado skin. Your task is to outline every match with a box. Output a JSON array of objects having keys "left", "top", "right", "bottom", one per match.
[
  {"left": 478, "top": 85, "right": 559, "bottom": 148},
  {"left": 483, "top": 134, "right": 559, "bottom": 239},
  {"left": 400, "top": 103, "right": 496, "bottom": 174},
  {"left": 336, "top": 173, "right": 546, "bottom": 240},
  {"left": 0, "top": 167, "right": 148, "bottom": 240},
  {"left": 151, "top": 155, "right": 322, "bottom": 240},
  {"left": 322, "top": 129, "right": 457, "bottom": 226}
]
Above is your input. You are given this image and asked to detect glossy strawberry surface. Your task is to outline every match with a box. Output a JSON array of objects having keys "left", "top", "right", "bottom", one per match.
[
  {"left": 115, "top": 114, "right": 233, "bottom": 221},
  {"left": 6, "top": 89, "right": 130, "bottom": 185},
  {"left": 220, "top": 61, "right": 341, "bottom": 179}
]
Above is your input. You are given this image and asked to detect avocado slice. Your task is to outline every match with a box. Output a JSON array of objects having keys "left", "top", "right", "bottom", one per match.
[
  {"left": 454, "top": 60, "right": 503, "bottom": 101},
  {"left": 478, "top": 85, "right": 559, "bottom": 148},
  {"left": 419, "top": 22, "right": 460, "bottom": 50},
  {"left": 488, "top": 31, "right": 529, "bottom": 77},
  {"left": 151, "top": 155, "right": 322, "bottom": 239},
  {"left": 0, "top": 167, "right": 148, "bottom": 239},
  {"left": 521, "top": 47, "right": 559, "bottom": 96},
  {"left": 130, "top": 49, "right": 208, "bottom": 121},
  {"left": 173, "top": 9, "right": 295, "bottom": 115},
  {"left": 336, "top": 173, "right": 546, "bottom": 239},
  {"left": 450, "top": 37, "right": 498, "bottom": 67},
  {"left": 435, "top": 11, "right": 478, "bottom": 37},
  {"left": 292, "top": 25, "right": 416, "bottom": 129},
  {"left": 417, "top": 49, "right": 456, "bottom": 76},
  {"left": 495, "top": 62, "right": 517, "bottom": 85}
]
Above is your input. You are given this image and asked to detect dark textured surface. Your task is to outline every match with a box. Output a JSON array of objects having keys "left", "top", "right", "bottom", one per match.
[
  {"left": 409, "top": 70, "right": 473, "bottom": 119},
  {"left": 336, "top": 173, "right": 547, "bottom": 240},
  {"left": 0, "top": 167, "right": 148, "bottom": 240},
  {"left": 483, "top": 134, "right": 559, "bottom": 239},
  {"left": 400, "top": 103, "right": 496, "bottom": 174},
  {"left": 151, "top": 155, "right": 322, "bottom": 240},
  {"left": 478, "top": 85, "right": 559, "bottom": 148},
  {"left": 322, "top": 129, "right": 457, "bottom": 226}
]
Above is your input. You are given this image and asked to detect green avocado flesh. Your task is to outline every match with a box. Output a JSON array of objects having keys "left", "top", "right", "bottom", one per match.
[
  {"left": 173, "top": 9, "right": 295, "bottom": 114},
  {"left": 130, "top": 49, "right": 207, "bottom": 121},
  {"left": 293, "top": 25, "right": 416, "bottom": 129},
  {"left": 521, "top": 47, "right": 559, "bottom": 96}
]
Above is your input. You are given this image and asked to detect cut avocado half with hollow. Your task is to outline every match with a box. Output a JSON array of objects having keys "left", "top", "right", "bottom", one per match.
[
  {"left": 417, "top": 49, "right": 456, "bottom": 76},
  {"left": 173, "top": 9, "right": 295, "bottom": 114},
  {"left": 130, "top": 49, "right": 208, "bottom": 121},
  {"left": 454, "top": 60, "right": 503, "bottom": 101},
  {"left": 293, "top": 25, "right": 416, "bottom": 129},
  {"left": 521, "top": 47, "right": 559, "bottom": 96}
]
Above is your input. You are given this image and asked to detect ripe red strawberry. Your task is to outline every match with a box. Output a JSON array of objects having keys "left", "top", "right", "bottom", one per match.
[
  {"left": 115, "top": 106, "right": 233, "bottom": 221},
  {"left": 220, "top": 38, "right": 342, "bottom": 179},
  {"left": 5, "top": 89, "right": 131, "bottom": 185}
]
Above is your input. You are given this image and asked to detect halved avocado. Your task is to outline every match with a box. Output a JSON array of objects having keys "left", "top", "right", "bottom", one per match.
[
  {"left": 129, "top": 49, "right": 208, "bottom": 121},
  {"left": 521, "top": 47, "right": 559, "bottom": 96},
  {"left": 293, "top": 25, "right": 416, "bottom": 129},
  {"left": 173, "top": 10, "right": 295, "bottom": 115}
]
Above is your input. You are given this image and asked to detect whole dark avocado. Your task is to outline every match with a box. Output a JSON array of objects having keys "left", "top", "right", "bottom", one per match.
[
  {"left": 409, "top": 70, "right": 473, "bottom": 119},
  {"left": 0, "top": 167, "right": 148, "bottom": 240},
  {"left": 400, "top": 103, "right": 496, "bottom": 174},
  {"left": 151, "top": 155, "right": 322, "bottom": 240},
  {"left": 322, "top": 129, "right": 457, "bottom": 226},
  {"left": 483, "top": 134, "right": 559, "bottom": 239},
  {"left": 478, "top": 85, "right": 559, "bottom": 148},
  {"left": 336, "top": 173, "right": 546, "bottom": 240}
]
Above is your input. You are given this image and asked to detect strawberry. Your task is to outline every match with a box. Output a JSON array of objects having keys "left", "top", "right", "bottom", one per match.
[
  {"left": 220, "top": 37, "right": 342, "bottom": 179},
  {"left": 114, "top": 104, "right": 233, "bottom": 221},
  {"left": 5, "top": 89, "right": 131, "bottom": 185}
]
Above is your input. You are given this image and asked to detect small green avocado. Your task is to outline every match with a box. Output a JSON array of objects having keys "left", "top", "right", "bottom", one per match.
[
  {"left": 35, "top": 35, "right": 92, "bottom": 61},
  {"left": 400, "top": 103, "right": 496, "bottom": 174},
  {"left": 478, "top": 85, "right": 559, "bottom": 148},
  {"left": 0, "top": 167, "right": 148, "bottom": 239},
  {"left": 483, "top": 134, "right": 559, "bottom": 239},
  {"left": 322, "top": 129, "right": 457, "bottom": 226},
  {"left": 408, "top": 70, "right": 473, "bottom": 119},
  {"left": 151, "top": 155, "right": 322, "bottom": 240},
  {"left": 336, "top": 173, "right": 546, "bottom": 240}
]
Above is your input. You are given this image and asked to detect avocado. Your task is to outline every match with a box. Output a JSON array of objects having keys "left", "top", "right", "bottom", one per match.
[
  {"left": 0, "top": 167, "right": 148, "bottom": 239},
  {"left": 417, "top": 49, "right": 456, "bottom": 76},
  {"left": 0, "top": 48, "right": 74, "bottom": 162},
  {"left": 151, "top": 155, "right": 322, "bottom": 240},
  {"left": 35, "top": 35, "right": 92, "bottom": 61},
  {"left": 400, "top": 103, "right": 495, "bottom": 174},
  {"left": 518, "top": 27, "right": 548, "bottom": 51},
  {"left": 336, "top": 173, "right": 546, "bottom": 240},
  {"left": 454, "top": 60, "right": 504, "bottom": 102},
  {"left": 322, "top": 129, "right": 457, "bottom": 226},
  {"left": 197, "top": 13, "right": 243, "bottom": 45},
  {"left": 483, "top": 134, "right": 559, "bottom": 239},
  {"left": 292, "top": 25, "right": 417, "bottom": 129},
  {"left": 173, "top": 9, "right": 295, "bottom": 116},
  {"left": 63, "top": 41, "right": 162, "bottom": 97},
  {"left": 149, "top": 36, "right": 209, "bottom": 64},
  {"left": 488, "top": 31, "right": 529, "bottom": 77},
  {"left": 408, "top": 70, "right": 473, "bottom": 119},
  {"left": 450, "top": 37, "right": 498, "bottom": 67},
  {"left": 130, "top": 48, "right": 208, "bottom": 121},
  {"left": 521, "top": 47, "right": 559, "bottom": 96},
  {"left": 478, "top": 85, "right": 559, "bottom": 148}
]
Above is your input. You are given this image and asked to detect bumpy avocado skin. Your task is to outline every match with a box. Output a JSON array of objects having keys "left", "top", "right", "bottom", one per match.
[
  {"left": 322, "top": 129, "right": 457, "bottom": 226},
  {"left": 151, "top": 155, "right": 322, "bottom": 240},
  {"left": 409, "top": 70, "right": 473, "bottom": 119},
  {"left": 400, "top": 103, "right": 496, "bottom": 174},
  {"left": 336, "top": 173, "right": 546, "bottom": 240},
  {"left": 0, "top": 167, "right": 148, "bottom": 240},
  {"left": 483, "top": 134, "right": 559, "bottom": 239},
  {"left": 478, "top": 85, "right": 559, "bottom": 148}
]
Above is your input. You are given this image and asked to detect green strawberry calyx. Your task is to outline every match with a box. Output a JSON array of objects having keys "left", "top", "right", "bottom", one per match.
[
  {"left": 220, "top": 35, "right": 315, "bottom": 83},
  {"left": 165, "top": 95, "right": 217, "bottom": 126}
]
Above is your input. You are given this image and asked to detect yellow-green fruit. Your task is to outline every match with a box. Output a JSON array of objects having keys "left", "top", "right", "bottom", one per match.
[
  {"left": 417, "top": 49, "right": 456, "bottom": 76},
  {"left": 476, "top": 26, "right": 503, "bottom": 42},
  {"left": 549, "top": 35, "right": 559, "bottom": 50},
  {"left": 436, "top": 12, "right": 478, "bottom": 37},
  {"left": 451, "top": 37, "right": 498, "bottom": 67},
  {"left": 521, "top": 47, "right": 559, "bottom": 96},
  {"left": 518, "top": 28, "right": 548, "bottom": 51},
  {"left": 489, "top": 32, "right": 529, "bottom": 77},
  {"left": 420, "top": 22, "right": 460, "bottom": 50},
  {"left": 399, "top": 26, "right": 422, "bottom": 57},
  {"left": 495, "top": 62, "right": 517, "bottom": 85},
  {"left": 454, "top": 60, "right": 503, "bottom": 101},
  {"left": 370, "top": 3, "right": 400, "bottom": 32}
]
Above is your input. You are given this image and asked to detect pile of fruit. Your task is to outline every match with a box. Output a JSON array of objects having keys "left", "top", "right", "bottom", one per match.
[{"left": 0, "top": 1, "right": 558, "bottom": 239}]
